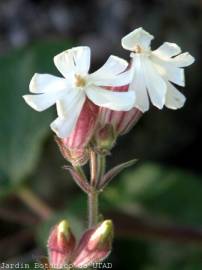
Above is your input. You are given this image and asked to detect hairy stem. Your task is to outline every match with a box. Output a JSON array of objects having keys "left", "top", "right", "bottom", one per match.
[
  {"left": 88, "top": 190, "right": 99, "bottom": 228},
  {"left": 88, "top": 150, "right": 102, "bottom": 228},
  {"left": 96, "top": 154, "right": 106, "bottom": 189},
  {"left": 90, "top": 150, "right": 97, "bottom": 187}
]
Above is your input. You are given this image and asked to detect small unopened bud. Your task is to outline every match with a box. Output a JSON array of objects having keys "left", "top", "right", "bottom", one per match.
[
  {"left": 89, "top": 220, "right": 113, "bottom": 249},
  {"left": 47, "top": 220, "right": 76, "bottom": 269},
  {"left": 72, "top": 220, "right": 113, "bottom": 268},
  {"left": 94, "top": 124, "right": 116, "bottom": 154}
]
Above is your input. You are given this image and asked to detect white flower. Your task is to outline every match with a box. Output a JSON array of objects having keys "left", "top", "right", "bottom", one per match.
[
  {"left": 23, "top": 46, "right": 135, "bottom": 138},
  {"left": 121, "top": 27, "right": 195, "bottom": 112}
]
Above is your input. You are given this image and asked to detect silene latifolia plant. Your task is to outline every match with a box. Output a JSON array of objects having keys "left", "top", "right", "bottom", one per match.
[{"left": 23, "top": 27, "right": 194, "bottom": 269}]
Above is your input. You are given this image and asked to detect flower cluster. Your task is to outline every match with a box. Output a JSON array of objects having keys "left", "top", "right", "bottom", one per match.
[
  {"left": 47, "top": 219, "right": 113, "bottom": 269},
  {"left": 23, "top": 27, "right": 194, "bottom": 165},
  {"left": 23, "top": 27, "right": 195, "bottom": 269}
]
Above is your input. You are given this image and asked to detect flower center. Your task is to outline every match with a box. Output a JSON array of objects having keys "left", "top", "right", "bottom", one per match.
[
  {"left": 132, "top": 45, "right": 151, "bottom": 57},
  {"left": 75, "top": 74, "right": 86, "bottom": 87},
  {"left": 133, "top": 45, "right": 142, "bottom": 53}
]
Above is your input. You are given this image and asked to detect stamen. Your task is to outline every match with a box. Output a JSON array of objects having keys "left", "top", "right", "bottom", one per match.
[
  {"left": 75, "top": 74, "right": 86, "bottom": 87},
  {"left": 133, "top": 45, "right": 142, "bottom": 53}
]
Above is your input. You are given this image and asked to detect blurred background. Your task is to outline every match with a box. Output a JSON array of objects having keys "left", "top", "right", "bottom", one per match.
[{"left": 0, "top": 0, "right": 202, "bottom": 269}]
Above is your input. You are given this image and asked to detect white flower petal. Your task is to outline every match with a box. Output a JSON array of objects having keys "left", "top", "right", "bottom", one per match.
[
  {"left": 54, "top": 46, "right": 91, "bottom": 78},
  {"left": 54, "top": 50, "right": 75, "bottom": 78},
  {"left": 153, "top": 42, "right": 181, "bottom": 58},
  {"left": 89, "top": 55, "right": 131, "bottom": 87},
  {"left": 90, "top": 55, "right": 128, "bottom": 80},
  {"left": 72, "top": 46, "right": 91, "bottom": 74},
  {"left": 121, "top": 27, "right": 154, "bottom": 51},
  {"left": 86, "top": 86, "right": 135, "bottom": 111},
  {"left": 152, "top": 56, "right": 185, "bottom": 86},
  {"left": 50, "top": 117, "right": 76, "bottom": 139},
  {"left": 165, "top": 81, "right": 186, "bottom": 109},
  {"left": 93, "top": 70, "right": 132, "bottom": 87},
  {"left": 165, "top": 67, "right": 185, "bottom": 87},
  {"left": 171, "top": 52, "right": 195, "bottom": 67},
  {"left": 129, "top": 55, "right": 149, "bottom": 112},
  {"left": 29, "top": 73, "right": 70, "bottom": 93},
  {"left": 51, "top": 92, "right": 86, "bottom": 138},
  {"left": 142, "top": 56, "right": 167, "bottom": 109},
  {"left": 23, "top": 89, "right": 66, "bottom": 112},
  {"left": 56, "top": 89, "right": 85, "bottom": 117}
]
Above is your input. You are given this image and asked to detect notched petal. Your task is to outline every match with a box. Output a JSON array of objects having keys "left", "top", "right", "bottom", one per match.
[
  {"left": 90, "top": 55, "right": 129, "bottom": 86},
  {"left": 29, "top": 73, "right": 68, "bottom": 93},
  {"left": 122, "top": 27, "right": 154, "bottom": 51},
  {"left": 54, "top": 46, "right": 91, "bottom": 78},
  {"left": 165, "top": 81, "right": 186, "bottom": 109},
  {"left": 171, "top": 52, "right": 195, "bottom": 67},
  {"left": 153, "top": 42, "right": 181, "bottom": 58}
]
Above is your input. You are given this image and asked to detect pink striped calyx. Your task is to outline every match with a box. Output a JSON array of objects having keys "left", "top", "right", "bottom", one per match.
[
  {"left": 47, "top": 220, "right": 113, "bottom": 269},
  {"left": 47, "top": 220, "right": 76, "bottom": 269},
  {"left": 55, "top": 100, "right": 99, "bottom": 166},
  {"left": 95, "top": 85, "right": 142, "bottom": 153},
  {"left": 71, "top": 220, "right": 113, "bottom": 268}
]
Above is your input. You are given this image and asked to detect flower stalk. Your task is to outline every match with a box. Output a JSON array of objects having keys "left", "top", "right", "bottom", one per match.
[
  {"left": 88, "top": 148, "right": 107, "bottom": 228},
  {"left": 96, "top": 154, "right": 106, "bottom": 189},
  {"left": 88, "top": 190, "right": 99, "bottom": 228},
  {"left": 90, "top": 150, "right": 97, "bottom": 188}
]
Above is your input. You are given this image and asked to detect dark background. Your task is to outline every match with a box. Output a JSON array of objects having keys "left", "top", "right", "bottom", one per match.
[{"left": 0, "top": 0, "right": 202, "bottom": 269}]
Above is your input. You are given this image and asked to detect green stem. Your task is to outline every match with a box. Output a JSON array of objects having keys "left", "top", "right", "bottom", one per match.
[
  {"left": 88, "top": 190, "right": 99, "bottom": 228},
  {"left": 90, "top": 150, "right": 97, "bottom": 187},
  {"left": 96, "top": 154, "right": 106, "bottom": 189},
  {"left": 88, "top": 150, "right": 100, "bottom": 228}
]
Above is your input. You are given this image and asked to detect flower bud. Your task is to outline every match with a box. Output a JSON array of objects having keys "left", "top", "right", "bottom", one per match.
[
  {"left": 100, "top": 106, "right": 142, "bottom": 136},
  {"left": 47, "top": 220, "right": 76, "bottom": 269},
  {"left": 55, "top": 99, "right": 99, "bottom": 166},
  {"left": 72, "top": 220, "right": 113, "bottom": 268},
  {"left": 94, "top": 124, "right": 116, "bottom": 154}
]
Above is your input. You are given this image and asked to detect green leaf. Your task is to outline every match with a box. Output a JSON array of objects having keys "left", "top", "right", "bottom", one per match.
[
  {"left": 99, "top": 158, "right": 137, "bottom": 189},
  {"left": 0, "top": 41, "right": 72, "bottom": 187},
  {"left": 100, "top": 163, "right": 202, "bottom": 269},
  {"left": 103, "top": 162, "right": 202, "bottom": 226}
]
